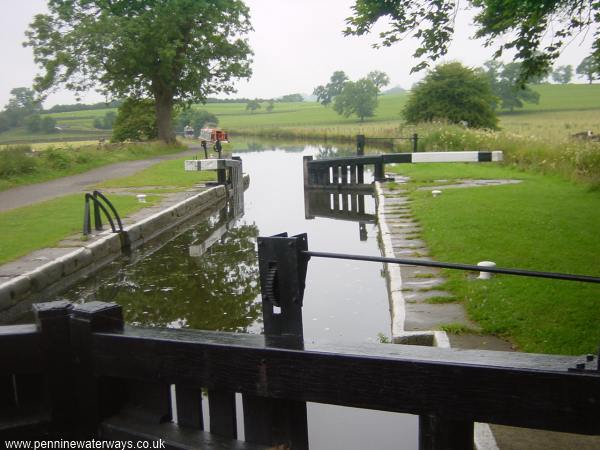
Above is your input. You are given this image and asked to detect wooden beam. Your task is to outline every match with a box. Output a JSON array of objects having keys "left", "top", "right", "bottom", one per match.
[{"left": 89, "top": 327, "right": 600, "bottom": 435}]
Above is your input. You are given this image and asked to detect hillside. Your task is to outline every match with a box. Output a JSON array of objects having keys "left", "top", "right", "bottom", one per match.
[{"left": 1, "top": 84, "right": 600, "bottom": 144}]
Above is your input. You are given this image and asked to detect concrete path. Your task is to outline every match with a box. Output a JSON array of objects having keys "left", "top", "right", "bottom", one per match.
[{"left": 0, "top": 146, "right": 202, "bottom": 212}]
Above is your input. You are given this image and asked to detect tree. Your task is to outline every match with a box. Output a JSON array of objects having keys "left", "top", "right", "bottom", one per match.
[
  {"left": 345, "top": 0, "right": 600, "bottom": 83},
  {"left": 41, "top": 116, "right": 58, "bottom": 134},
  {"left": 4, "top": 87, "right": 42, "bottom": 127},
  {"left": 246, "top": 100, "right": 261, "bottom": 113},
  {"left": 278, "top": 93, "right": 304, "bottom": 102},
  {"left": 93, "top": 111, "right": 117, "bottom": 130},
  {"left": 313, "top": 71, "right": 349, "bottom": 106},
  {"left": 112, "top": 98, "right": 158, "bottom": 142},
  {"left": 367, "top": 70, "right": 390, "bottom": 92},
  {"left": 484, "top": 61, "right": 539, "bottom": 112},
  {"left": 26, "top": 0, "right": 253, "bottom": 143},
  {"left": 403, "top": 62, "right": 498, "bottom": 129},
  {"left": 266, "top": 100, "right": 274, "bottom": 112},
  {"left": 333, "top": 78, "right": 379, "bottom": 121},
  {"left": 576, "top": 56, "right": 600, "bottom": 84},
  {"left": 552, "top": 65, "right": 574, "bottom": 84},
  {"left": 25, "top": 115, "right": 41, "bottom": 133}
]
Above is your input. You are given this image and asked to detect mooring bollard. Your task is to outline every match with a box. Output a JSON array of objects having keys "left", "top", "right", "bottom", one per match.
[{"left": 477, "top": 261, "right": 496, "bottom": 279}]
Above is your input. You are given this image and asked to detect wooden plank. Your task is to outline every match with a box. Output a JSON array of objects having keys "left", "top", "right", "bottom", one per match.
[
  {"left": 101, "top": 414, "right": 269, "bottom": 450},
  {"left": 419, "top": 415, "right": 474, "bottom": 450},
  {"left": 32, "top": 301, "right": 73, "bottom": 433},
  {"left": 176, "top": 385, "right": 203, "bottom": 430},
  {"left": 89, "top": 327, "right": 600, "bottom": 435},
  {"left": 0, "top": 325, "right": 43, "bottom": 374},
  {"left": 208, "top": 389, "right": 236, "bottom": 438}
]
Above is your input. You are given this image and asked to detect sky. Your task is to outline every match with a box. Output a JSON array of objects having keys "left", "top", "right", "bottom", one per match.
[{"left": 0, "top": 0, "right": 596, "bottom": 108}]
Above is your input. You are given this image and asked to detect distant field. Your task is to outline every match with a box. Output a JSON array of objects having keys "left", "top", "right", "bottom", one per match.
[{"left": 1, "top": 84, "right": 599, "bottom": 145}]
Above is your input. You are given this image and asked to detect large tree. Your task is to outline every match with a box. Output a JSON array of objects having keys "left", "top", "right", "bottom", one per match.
[
  {"left": 26, "top": 0, "right": 253, "bottom": 143},
  {"left": 333, "top": 78, "right": 379, "bottom": 121},
  {"left": 576, "top": 56, "right": 600, "bottom": 84},
  {"left": 3, "top": 87, "right": 42, "bottom": 128},
  {"left": 313, "top": 71, "right": 349, "bottom": 106},
  {"left": 551, "top": 65, "right": 574, "bottom": 84},
  {"left": 484, "top": 61, "right": 539, "bottom": 112},
  {"left": 403, "top": 62, "right": 498, "bottom": 129},
  {"left": 345, "top": 0, "right": 600, "bottom": 83}
]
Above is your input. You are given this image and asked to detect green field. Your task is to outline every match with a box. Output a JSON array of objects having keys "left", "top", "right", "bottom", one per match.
[
  {"left": 0, "top": 193, "right": 158, "bottom": 265},
  {"left": 387, "top": 162, "right": 600, "bottom": 355},
  {"left": 3, "top": 84, "right": 599, "bottom": 145}
]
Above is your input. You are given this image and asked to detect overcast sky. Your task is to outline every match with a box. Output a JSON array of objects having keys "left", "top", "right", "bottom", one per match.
[{"left": 0, "top": 0, "right": 596, "bottom": 108}]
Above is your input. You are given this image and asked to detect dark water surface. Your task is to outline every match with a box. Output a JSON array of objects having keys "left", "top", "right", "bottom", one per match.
[{"left": 58, "top": 144, "right": 418, "bottom": 449}]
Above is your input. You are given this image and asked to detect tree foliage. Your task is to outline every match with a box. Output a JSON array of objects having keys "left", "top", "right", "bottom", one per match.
[
  {"left": 577, "top": 56, "right": 600, "bottom": 84},
  {"left": 3, "top": 87, "right": 42, "bottom": 128},
  {"left": 552, "top": 65, "right": 574, "bottom": 84},
  {"left": 484, "top": 61, "right": 539, "bottom": 112},
  {"left": 345, "top": 0, "right": 600, "bottom": 83},
  {"left": 313, "top": 71, "right": 349, "bottom": 106},
  {"left": 367, "top": 70, "right": 390, "bottom": 92},
  {"left": 93, "top": 111, "right": 117, "bottom": 130},
  {"left": 245, "top": 99, "right": 261, "bottom": 113},
  {"left": 26, "top": 0, "right": 253, "bottom": 142},
  {"left": 403, "top": 62, "right": 498, "bottom": 129},
  {"left": 112, "top": 98, "right": 157, "bottom": 142},
  {"left": 278, "top": 93, "right": 304, "bottom": 102},
  {"left": 333, "top": 78, "right": 379, "bottom": 121}
]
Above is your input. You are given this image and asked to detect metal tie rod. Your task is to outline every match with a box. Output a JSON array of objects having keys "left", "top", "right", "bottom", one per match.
[{"left": 302, "top": 251, "right": 600, "bottom": 284}]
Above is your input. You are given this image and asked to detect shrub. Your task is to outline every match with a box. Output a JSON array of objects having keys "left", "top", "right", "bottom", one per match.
[
  {"left": 0, "top": 145, "right": 37, "bottom": 177},
  {"left": 404, "top": 62, "right": 498, "bottom": 129},
  {"left": 42, "top": 148, "right": 72, "bottom": 169},
  {"left": 112, "top": 98, "right": 157, "bottom": 141}
]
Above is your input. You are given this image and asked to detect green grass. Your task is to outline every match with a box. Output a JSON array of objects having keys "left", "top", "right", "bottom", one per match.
[
  {"left": 438, "top": 323, "right": 481, "bottom": 335},
  {"left": 391, "top": 163, "right": 600, "bottom": 354},
  {"left": 0, "top": 194, "right": 158, "bottom": 265},
  {"left": 96, "top": 157, "right": 216, "bottom": 189},
  {"left": 0, "top": 142, "right": 188, "bottom": 192}
]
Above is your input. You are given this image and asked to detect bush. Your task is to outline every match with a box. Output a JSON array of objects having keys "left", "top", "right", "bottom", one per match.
[
  {"left": 41, "top": 116, "right": 58, "bottom": 134},
  {"left": 0, "top": 145, "right": 38, "bottom": 177},
  {"left": 404, "top": 62, "right": 498, "bottom": 129},
  {"left": 42, "top": 148, "right": 72, "bottom": 169},
  {"left": 112, "top": 98, "right": 157, "bottom": 141},
  {"left": 25, "top": 115, "right": 41, "bottom": 133},
  {"left": 93, "top": 111, "right": 117, "bottom": 130}
]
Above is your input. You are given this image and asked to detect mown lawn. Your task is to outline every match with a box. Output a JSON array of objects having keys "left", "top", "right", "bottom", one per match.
[
  {"left": 96, "top": 157, "right": 216, "bottom": 189},
  {"left": 0, "top": 194, "right": 158, "bottom": 265},
  {"left": 388, "top": 162, "right": 600, "bottom": 355}
]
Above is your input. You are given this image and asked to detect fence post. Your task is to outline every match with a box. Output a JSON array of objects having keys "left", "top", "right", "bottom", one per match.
[
  {"left": 70, "top": 301, "right": 124, "bottom": 436},
  {"left": 413, "top": 133, "right": 419, "bottom": 152},
  {"left": 357, "top": 134, "right": 365, "bottom": 155},
  {"left": 419, "top": 415, "right": 474, "bottom": 450},
  {"left": 243, "top": 233, "right": 310, "bottom": 449},
  {"left": 32, "top": 301, "right": 73, "bottom": 436}
]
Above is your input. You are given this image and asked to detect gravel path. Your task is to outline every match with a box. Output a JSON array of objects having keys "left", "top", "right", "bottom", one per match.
[{"left": 0, "top": 146, "right": 201, "bottom": 212}]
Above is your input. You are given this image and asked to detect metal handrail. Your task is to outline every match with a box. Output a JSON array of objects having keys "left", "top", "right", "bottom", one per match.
[{"left": 302, "top": 250, "right": 600, "bottom": 284}]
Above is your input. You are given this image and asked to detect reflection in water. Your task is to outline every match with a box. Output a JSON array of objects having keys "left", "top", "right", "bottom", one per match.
[
  {"left": 60, "top": 203, "right": 261, "bottom": 333},
  {"left": 54, "top": 142, "right": 417, "bottom": 450},
  {"left": 304, "top": 188, "right": 376, "bottom": 242}
]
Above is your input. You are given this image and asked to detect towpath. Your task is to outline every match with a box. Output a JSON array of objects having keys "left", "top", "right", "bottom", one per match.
[{"left": 0, "top": 145, "right": 201, "bottom": 212}]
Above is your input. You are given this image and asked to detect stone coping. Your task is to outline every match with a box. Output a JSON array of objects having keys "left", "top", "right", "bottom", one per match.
[{"left": 0, "top": 175, "right": 249, "bottom": 313}]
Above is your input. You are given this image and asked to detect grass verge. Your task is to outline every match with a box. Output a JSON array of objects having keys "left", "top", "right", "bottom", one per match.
[
  {"left": 0, "top": 141, "right": 189, "bottom": 192},
  {"left": 96, "top": 157, "right": 216, "bottom": 189},
  {"left": 0, "top": 194, "right": 159, "bottom": 265},
  {"left": 387, "top": 162, "right": 600, "bottom": 355}
]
